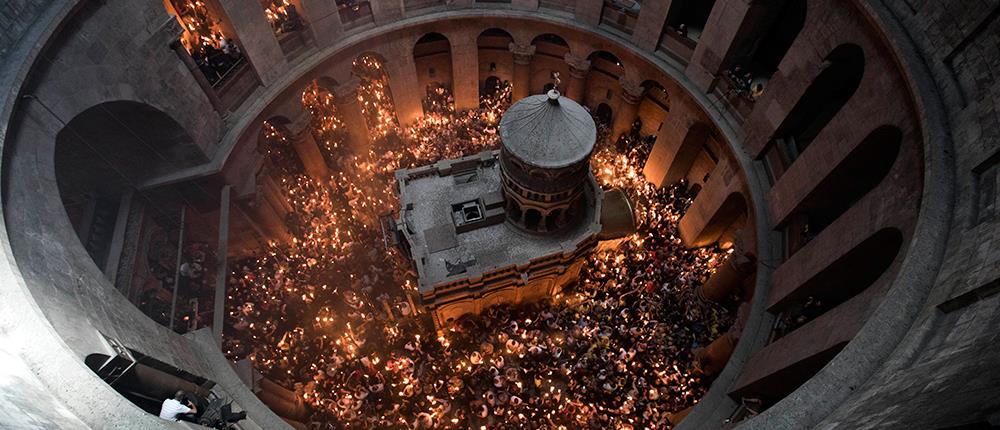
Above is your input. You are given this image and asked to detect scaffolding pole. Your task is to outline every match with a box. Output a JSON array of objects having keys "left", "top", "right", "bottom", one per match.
[
  {"left": 168, "top": 207, "right": 186, "bottom": 331},
  {"left": 213, "top": 185, "right": 232, "bottom": 346}
]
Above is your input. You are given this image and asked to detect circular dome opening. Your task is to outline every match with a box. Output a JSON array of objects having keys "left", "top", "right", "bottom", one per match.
[{"left": 0, "top": 1, "right": 943, "bottom": 429}]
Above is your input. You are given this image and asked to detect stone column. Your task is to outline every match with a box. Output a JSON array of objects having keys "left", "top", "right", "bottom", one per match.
[
  {"left": 299, "top": 0, "right": 343, "bottom": 47},
  {"left": 509, "top": 43, "right": 536, "bottom": 101},
  {"left": 678, "top": 158, "right": 746, "bottom": 248},
  {"left": 574, "top": 0, "right": 603, "bottom": 26},
  {"left": 246, "top": 195, "right": 288, "bottom": 242},
  {"left": 451, "top": 34, "right": 480, "bottom": 111},
  {"left": 643, "top": 120, "right": 709, "bottom": 187},
  {"left": 258, "top": 378, "right": 308, "bottom": 420},
  {"left": 692, "top": 331, "right": 736, "bottom": 376},
  {"left": 291, "top": 130, "right": 330, "bottom": 181},
  {"left": 212, "top": 185, "right": 231, "bottom": 345},
  {"left": 384, "top": 42, "right": 425, "bottom": 127},
  {"left": 686, "top": 0, "right": 753, "bottom": 92},
  {"left": 170, "top": 40, "right": 226, "bottom": 114},
  {"left": 563, "top": 53, "right": 591, "bottom": 103},
  {"left": 631, "top": 0, "right": 673, "bottom": 51},
  {"left": 370, "top": 0, "right": 403, "bottom": 25},
  {"left": 215, "top": 0, "right": 288, "bottom": 86},
  {"left": 263, "top": 174, "right": 293, "bottom": 216},
  {"left": 334, "top": 79, "right": 372, "bottom": 153},
  {"left": 611, "top": 78, "right": 644, "bottom": 140},
  {"left": 696, "top": 250, "right": 755, "bottom": 303}
]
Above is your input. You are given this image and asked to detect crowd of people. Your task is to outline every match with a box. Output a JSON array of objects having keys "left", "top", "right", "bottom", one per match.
[
  {"left": 723, "top": 66, "right": 764, "bottom": 101},
  {"left": 139, "top": 232, "right": 217, "bottom": 332},
  {"left": 221, "top": 62, "right": 735, "bottom": 429},
  {"left": 169, "top": 0, "right": 245, "bottom": 85},
  {"left": 262, "top": 0, "right": 304, "bottom": 36}
]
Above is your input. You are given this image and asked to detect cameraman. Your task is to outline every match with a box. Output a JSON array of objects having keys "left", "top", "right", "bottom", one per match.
[{"left": 159, "top": 391, "right": 198, "bottom": 423}]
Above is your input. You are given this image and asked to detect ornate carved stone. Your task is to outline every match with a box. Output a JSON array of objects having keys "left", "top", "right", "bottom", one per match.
[
  {"left": 508, "top": 42, "right": 537, "bottom": 65},
  {"left": 619, "top": 77, "right": 645, "bottom": 105},
  {"left": 333, "top": 77, "right": 361, "bottom": 103},
  {"left": 563, "top": 53, "right": 592, "bottom": 78}
]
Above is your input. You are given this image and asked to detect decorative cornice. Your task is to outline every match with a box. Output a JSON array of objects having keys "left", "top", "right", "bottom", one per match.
[{"left": 508, "top": 42, "right": 536, "bottom": 65}]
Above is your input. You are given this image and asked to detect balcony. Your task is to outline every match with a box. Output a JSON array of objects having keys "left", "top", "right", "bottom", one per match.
[
  {"left": 338, "top": 1, "right": 375, "bottom": 31},
  {"left": 713, "top": 73, "right": 758, "bottom": 123},
  {"left": 656, "top": 27, "right": 698, "bottom": 65},
  {"left": 404, "top": 0, "right": 446, "bottom": 14},
  {"left": 600, "top": 1, "right": 640, "bottom": 35},
  {"left": 539, "top": 0, "right": 574, "bottom": 13}
]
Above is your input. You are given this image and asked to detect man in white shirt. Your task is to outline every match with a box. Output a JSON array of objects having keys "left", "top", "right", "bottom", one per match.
[{"left": 159, "top": 391, "right": 198, "bottom": 422}]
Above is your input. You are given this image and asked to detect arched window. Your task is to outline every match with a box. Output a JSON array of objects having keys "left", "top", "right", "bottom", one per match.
[
  {"left": 524, "top": 209, "right": 542, "bottom": 230},
  {"left": 588, "top": 51, "right": 624, "bottom": 79}
]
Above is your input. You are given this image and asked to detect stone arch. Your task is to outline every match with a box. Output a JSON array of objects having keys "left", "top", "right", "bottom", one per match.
[
  {"left": 660, "top": 122, "right": 714, "bottom": 186},
  {"left": 683, "top": 192, "right": 749, "bottom": 248},
  {"left": 531, "top": 33, "right": 569, "bottom": 52},
  {"left": 765, "top": 43, "right": 865, "bottom": 177},
  {"left": 781, "top": 125, "right": 903, "bottom": 256},
  {"left": 478, "top": 28, "right": 515, "bottom": 92},
  {"left": 353, "top": 52, "right": 399, "bottom": 132},
  {"left": 584, "top": 50, "right": 625, "bottom": 108},
  {"left": 414, "top": 32, "right": 453, "bottom": 93},
  {"left": 524, "top": 208, "right": 542, "bottom": 231},
  {"left": 483, "top": 75, "right": 503, "bottom": 96},
  {"left": 54, "top": 101, "right": 204, "bottom": 272},
  {"left": 638, "top": 79, "right": 669, "bottom": 137},
  {"left": 587, "top": 50, "right": 624, "bottom": 78},
  {"left": 507, "top": 200, "right": 523, "bottom": 222},
  {"left": 530, "top": 33, "right": 571, "bottom": 94}
]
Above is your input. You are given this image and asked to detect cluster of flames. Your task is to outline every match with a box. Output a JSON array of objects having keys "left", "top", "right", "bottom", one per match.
[{"left": 224, "top": 56, "right": 730, "bottom": 428}]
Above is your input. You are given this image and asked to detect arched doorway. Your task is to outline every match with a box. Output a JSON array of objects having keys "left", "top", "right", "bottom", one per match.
[
  {"left": 530, "top": 33, "right": 570, "bottom": 94},
  {"left": 595, "top": 103, "right": 614, "bottom": 127},
  {"left": 414, "top": 32, "right": 454, "bottom": 116},
  {"left": 353, "top": 52, "right": 400, "bottom": 136},
  {"left": 524, "top": 209, "right": 542, "bottom": 231},
  {"left": 477, "top": 28, "right": 514, "bottom": 91},
  {"left": 585, "top": 50, "right": 624, "bottom": 108},
  {"left": 483, "top": 75, "right": 503, "bottom": 97}
]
